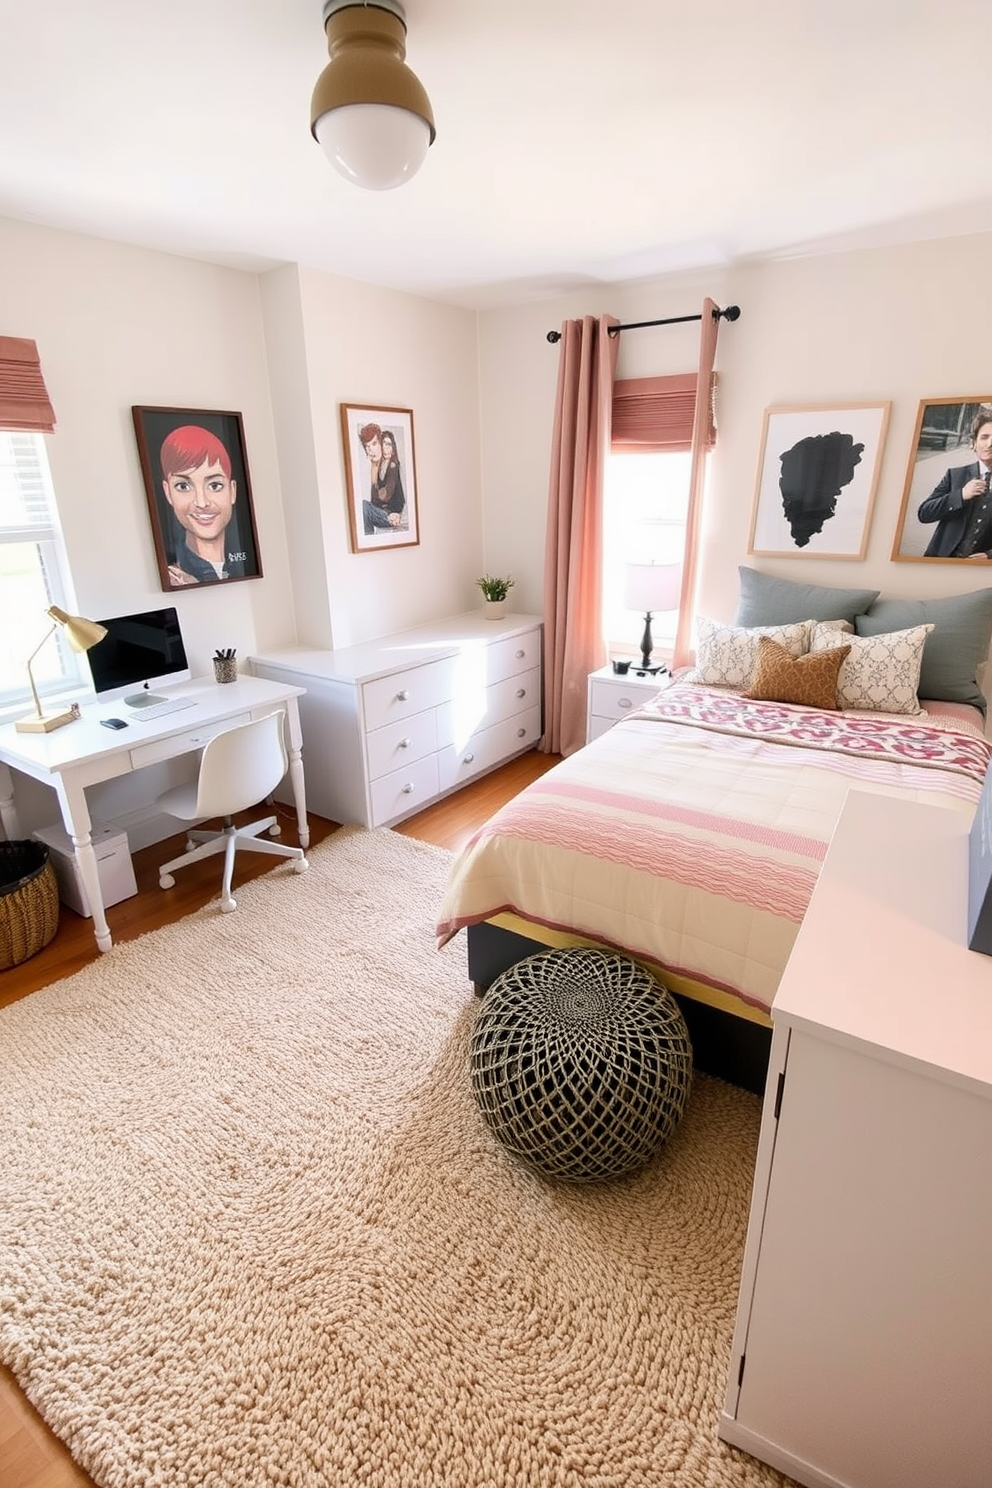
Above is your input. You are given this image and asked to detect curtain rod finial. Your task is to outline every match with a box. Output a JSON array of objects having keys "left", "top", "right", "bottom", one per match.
[
  {"left": 718, "top": 304, "right": 741, "bottom": 322},
  {"left": 547, "top": 330, "right": 561, "bottom": 343}
]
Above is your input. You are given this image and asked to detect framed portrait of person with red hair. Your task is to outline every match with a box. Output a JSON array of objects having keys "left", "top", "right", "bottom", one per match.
[
  {"left": 340, "top": 402, "right": 420, "bottom": 554},
  {"left": 132, "top": 406, "right": 263, "bottom": 589}
]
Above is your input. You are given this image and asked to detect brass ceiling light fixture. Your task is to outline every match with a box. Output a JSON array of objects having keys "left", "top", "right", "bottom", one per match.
[{"left": 310, "top": 0, "right": 436, "bottom": 191}]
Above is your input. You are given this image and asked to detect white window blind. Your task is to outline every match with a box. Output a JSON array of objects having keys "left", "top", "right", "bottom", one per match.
[
  {"left": 603, "top": 450, "right": 699, "bottom": 658},
  {"left": 0, "top": 432, "right": 79, "bottom": 707}
]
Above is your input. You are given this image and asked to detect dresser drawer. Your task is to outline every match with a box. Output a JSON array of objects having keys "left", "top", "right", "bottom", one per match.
[
  {"left": 370, "top": 753, "right": 440, "bottom": 827},
  {"left": 435, "top": 666, "right": 541, "bottom": 749},
  {"left": 128, "top": 712, "right": 253, "bottom": 769},
  {"left": 365, "top": 708, "right": 437, "bottom": 781},
  {"left": 488, "top": 702, "right": 542, "bottom": 758},
  {"left": 438, "top": 703, "right": 542, "bottom": 792},
  {"left": 486, "top": 629, "right": 542, "bottom": 685},
  {"left": 362, "top": 657, "right": 456, "bottom": 731}
]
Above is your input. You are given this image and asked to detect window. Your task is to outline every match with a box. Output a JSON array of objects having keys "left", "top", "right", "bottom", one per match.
[
  {"left": 0, "top": 432, "right": 80, "bottom": 708},
  {"left": 603, "top": 450, "right": 701, "bottom": 659}
]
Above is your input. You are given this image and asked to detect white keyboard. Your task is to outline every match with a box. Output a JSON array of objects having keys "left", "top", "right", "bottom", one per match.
[{"left": 125, "top": 697, "right": 196, "bottom": 722}]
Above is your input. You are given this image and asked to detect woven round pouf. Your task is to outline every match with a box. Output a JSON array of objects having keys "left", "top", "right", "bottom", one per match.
[{"left": 470, "top": 947, "right": 692, "bottom": 1184}]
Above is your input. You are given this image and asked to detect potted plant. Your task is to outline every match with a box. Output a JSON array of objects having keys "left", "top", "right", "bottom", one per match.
[{"left": 476, "top": 573, "right": 515, "bottom": 619}]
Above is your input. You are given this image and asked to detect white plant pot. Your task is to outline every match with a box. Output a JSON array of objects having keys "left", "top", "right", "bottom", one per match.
[{"left": 483, "top": 599, "right": 506, "bottom": 619}]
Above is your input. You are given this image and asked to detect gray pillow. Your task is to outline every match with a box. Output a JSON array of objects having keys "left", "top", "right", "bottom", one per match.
[
  {"left": 735, "top": 567, "right": 880, "bottom": 627},
  {"left": 855, "top": 591, "right": 992, "bottom": 713}
]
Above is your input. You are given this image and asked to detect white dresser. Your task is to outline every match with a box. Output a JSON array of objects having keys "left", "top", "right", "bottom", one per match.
[
  {"left": 251, "top": 612, "right": 542, "bottom": 828},
  {"left": 720, "top": 790, "right": 992, "bottom": 1488}
]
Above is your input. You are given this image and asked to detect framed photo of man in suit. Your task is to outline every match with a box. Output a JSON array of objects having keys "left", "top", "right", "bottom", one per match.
[{"left": 892, "top": 397, "right": 992, "bottom": 562}]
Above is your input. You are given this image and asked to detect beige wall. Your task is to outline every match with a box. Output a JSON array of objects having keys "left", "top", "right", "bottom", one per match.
[
  {"left": 0, "top": 214, "right": 483, "bottom": 839},
  {"left": 281, "top": 264, "right": 483, "bottom": 648},
  {"left": 4, "top": 210, "right": 991, "bottom": 839},
  {"left": 477, "top": 235, "right": 992, "bottom": 633}
]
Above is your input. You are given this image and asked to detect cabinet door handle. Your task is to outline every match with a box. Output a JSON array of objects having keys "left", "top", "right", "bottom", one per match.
[
  {"left": 402, "top": 783, "right": 414, "bottom": 794},
  {"left": 515, "top": 687, "right": 526, "bottom": 698},
  {"left": 516, "top": 726, "right": 527, "bottom": 738},
  {"left": 396, "top": 689, "right": 410, "bottom": 702},
  {"left": 398, "top": 737, "right": 411, "bottom": 749},
  {"left": 463, "top": 752, "right": 475, "bottom": 764},
  {"left": 618, "top": 698, "right": 633, "bottom": 710},
  {"left": 515, "top": 649, "right": 525, "bottom": 659}
]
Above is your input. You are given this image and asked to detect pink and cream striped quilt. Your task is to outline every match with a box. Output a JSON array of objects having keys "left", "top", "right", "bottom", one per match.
[{"left": 436, "top": 685, "right": 992, "bottom": 1015}]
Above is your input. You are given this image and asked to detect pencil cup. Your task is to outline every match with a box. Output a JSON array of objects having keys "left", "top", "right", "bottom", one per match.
[{"left": 213, "top": 656, "right": 237, "bottom": 684}]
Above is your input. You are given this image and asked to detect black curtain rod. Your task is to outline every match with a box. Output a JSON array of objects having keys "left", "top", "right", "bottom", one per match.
[{"left": 546, "top": 303, "right": 741, "bottom": 344}]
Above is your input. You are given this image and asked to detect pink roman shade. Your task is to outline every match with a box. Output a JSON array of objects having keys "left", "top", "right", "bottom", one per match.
[
  {"left": 0, "top": 337, "right": 57, "bottom": 432},
  {"left": 611, "top": 371, "right": 716, "bottom": 453}
]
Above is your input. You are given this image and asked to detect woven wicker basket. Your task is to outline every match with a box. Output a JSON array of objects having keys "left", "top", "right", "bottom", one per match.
[
  {"left": 470, "top": 947, "right": 693, "bottom": 1184},
  {"left": 0, "top": 840, "right": 60, "bottom": 971}
]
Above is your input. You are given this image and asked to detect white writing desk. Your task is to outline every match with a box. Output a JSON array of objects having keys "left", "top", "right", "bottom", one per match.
[{"left": 0, "top": 674, "right": 309, "bottom": 954}]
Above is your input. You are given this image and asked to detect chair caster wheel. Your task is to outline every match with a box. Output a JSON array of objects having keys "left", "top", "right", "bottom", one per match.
[
  {"left": 220, "top": 897, "right": 237, "bottom": 914},
  {"left": 269, "top": 823, "right": 282, "bottom": 837},
  {"left": 160, "top": 873, "right": 175, "bottom": 889},
  {"left": 293, "top": 857, "right": 309, "bottom": 874}
]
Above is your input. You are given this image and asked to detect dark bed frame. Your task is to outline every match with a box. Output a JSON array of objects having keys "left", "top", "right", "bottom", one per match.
[{"left": 467, "top": 920, "right": 772, "bottom": 1097}]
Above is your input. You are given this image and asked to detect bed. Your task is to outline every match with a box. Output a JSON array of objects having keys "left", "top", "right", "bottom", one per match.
[{"left": 436, "top": 573, "right": 992, "bottom": 1093}]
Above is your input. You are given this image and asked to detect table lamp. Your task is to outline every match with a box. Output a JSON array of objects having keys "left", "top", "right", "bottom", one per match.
[
  {"left": 16, "top": 605, "right": 107, "bottom": 734},
  {"left": 623, "top": 563, "right": 682, "bottom": 672}
]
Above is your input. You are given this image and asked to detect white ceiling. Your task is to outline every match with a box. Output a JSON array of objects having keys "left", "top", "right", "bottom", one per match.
[{"left": 2, "top": 0, "right": 991, "bottom": 311}]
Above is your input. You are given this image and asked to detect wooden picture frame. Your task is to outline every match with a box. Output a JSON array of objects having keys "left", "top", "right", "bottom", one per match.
[
  {"left": 132, "top": 407, "right": 262, "bottom": 590},
  {"left": 891, "top": 396, "right": 992, "bottom": 562},
  {"left": 339, "top": 403, "right": 420, "bottom": 553},
  {"left": 747, "top": 402, "right": 890, "bottom": 560}
]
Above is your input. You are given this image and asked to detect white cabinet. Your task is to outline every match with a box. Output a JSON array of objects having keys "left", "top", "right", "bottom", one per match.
[
  {"left": 251, "top": 613, "right": 542, "bottom": 828},
  {"left": 719, "top": 790, "right": 992, "bottom": 1488},
  {"left": 586, "top": 665, "right": 671, "bottom": 742}
]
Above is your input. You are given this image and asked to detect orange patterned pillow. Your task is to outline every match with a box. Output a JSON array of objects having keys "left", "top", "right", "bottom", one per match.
[{"left": 745, "top": 636, "right": 851, "bottom": 710}]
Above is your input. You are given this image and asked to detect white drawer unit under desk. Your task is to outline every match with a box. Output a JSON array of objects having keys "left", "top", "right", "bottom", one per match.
[{"left": 251, "top": 612, "right": 543, "bottom": 829}]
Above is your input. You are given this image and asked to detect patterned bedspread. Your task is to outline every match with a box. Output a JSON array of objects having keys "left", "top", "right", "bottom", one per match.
[{"left": 436, "top": 685, "right": 992, "bottom": 1015}]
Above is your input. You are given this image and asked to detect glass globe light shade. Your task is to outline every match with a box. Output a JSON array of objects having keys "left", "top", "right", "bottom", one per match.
[{"left": 314, "top": 103, "right": 431, "bottom": 190}]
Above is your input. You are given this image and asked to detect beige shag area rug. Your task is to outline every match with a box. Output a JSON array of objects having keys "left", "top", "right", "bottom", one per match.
[{"left": 0, "top": 825, "right": 794, "bottom": 1488}]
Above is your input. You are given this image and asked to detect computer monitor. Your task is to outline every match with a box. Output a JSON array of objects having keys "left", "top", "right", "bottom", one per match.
[{"left": 86, "top": 606, "right": 191, "bottom": 707}]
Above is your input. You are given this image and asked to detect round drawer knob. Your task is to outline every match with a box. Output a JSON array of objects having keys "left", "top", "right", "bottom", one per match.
[
  {"left": 463, "top": 752, "right": 475, "bottom": 764},
  {"left": 399, "top": 737, "right": 411, "bottom": 749},
  {"left": 618, "top": 698, "right": 633, "bottom": 710},
  {"left": 516, "top": 688, "right": 526, "bottom": 698},
  {"left": 515, "top": 649, "right": 525, "bottom": 659},
  {"left": 402, "top": 783, "right": 414, "bottom": 795},
  {"left": 516, "top": 727, "right": 526, "bottom": 738},
  {"left": 396, "top": 689, "right": 410, "bottom": 702}
]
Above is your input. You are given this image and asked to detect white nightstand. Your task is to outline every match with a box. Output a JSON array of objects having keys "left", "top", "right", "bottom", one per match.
[{"left": 586, "top": 664, "right": 672, "bottom": 742}]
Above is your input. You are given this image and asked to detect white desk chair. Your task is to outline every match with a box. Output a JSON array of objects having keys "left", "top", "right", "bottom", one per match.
[{"left": 156, "top": 710, "right": 308, "bottom": 913}]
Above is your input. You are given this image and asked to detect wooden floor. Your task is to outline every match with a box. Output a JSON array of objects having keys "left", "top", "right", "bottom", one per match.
[{"left": 0, "top": 749, "right": 559, "bottom": 1488}]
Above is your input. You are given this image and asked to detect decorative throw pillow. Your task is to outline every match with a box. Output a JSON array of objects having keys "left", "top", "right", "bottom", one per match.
[
  {"left": 746, "top": 637, "right": 850, "bottom": 710},
  {"left": 684, "top": 617, "right": 814, "bottom": 689},
  {"left": 735, "top": 566, "right": 880, "bottom": 627},
  {"left": 810, "top": 621, "right": 935, "bottom": 714},
  {"left": 855, "top": 591, "right": 992, "bottom": 714}
]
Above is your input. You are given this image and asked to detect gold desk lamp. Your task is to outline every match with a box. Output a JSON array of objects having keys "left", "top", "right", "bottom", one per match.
[{"left": 16, "top": 606, "right": 107, "bottom": 734}]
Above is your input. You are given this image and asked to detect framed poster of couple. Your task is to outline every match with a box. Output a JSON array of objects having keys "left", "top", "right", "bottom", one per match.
[{"left": 340, "top": 403, "right": 421, "bottom": 554}]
